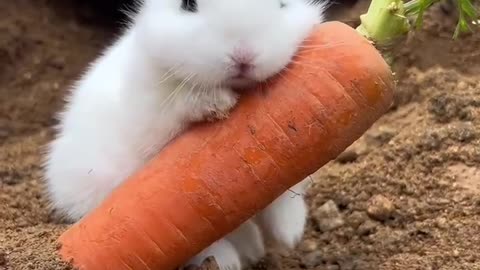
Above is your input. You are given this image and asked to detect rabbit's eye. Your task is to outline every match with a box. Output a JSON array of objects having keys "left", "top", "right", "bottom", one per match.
[
  {"left": 181, "top": 0, "right": 197, "bottom": 12},
  {"left": 279, "top": 1, "right": 287, "bottom": 8}
]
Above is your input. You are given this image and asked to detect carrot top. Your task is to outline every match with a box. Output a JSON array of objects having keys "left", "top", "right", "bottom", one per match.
[{"left": 357, "top": 0, "right": 479, "bottom": 59}]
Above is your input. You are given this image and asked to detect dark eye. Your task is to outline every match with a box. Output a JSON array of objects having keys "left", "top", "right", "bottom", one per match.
[
  {"left": 279, "top": 1, "right": 287, "bottom": 8},
  {"left": 182, "top": 0, "right": 198, "bottom": 12}
]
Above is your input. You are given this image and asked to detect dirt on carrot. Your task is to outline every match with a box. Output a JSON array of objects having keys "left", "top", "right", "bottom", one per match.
[{"left": 0, "top": 1, "right": 479, "bottom": 270}]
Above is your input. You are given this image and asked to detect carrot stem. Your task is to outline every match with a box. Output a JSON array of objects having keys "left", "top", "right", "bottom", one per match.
[
  {"left": 355, "top": 0, "right": 410, "bottom": 63},
  {"left": 357, "top": 0, "right": 479, "bottom": 44},
  {"left": 355, "top": 0, "right": 410, "bottom": 48}
]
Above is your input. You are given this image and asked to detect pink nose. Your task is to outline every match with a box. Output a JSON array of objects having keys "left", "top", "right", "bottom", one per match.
[
  {"left": 230, "top": 48, "right": 255, "bottom": 74},
  {"left": 231, "top": 45, "right": 255, "bottom": 62},
  {"left": 236, "top": 62, "right": 251, "bottom": 73}
]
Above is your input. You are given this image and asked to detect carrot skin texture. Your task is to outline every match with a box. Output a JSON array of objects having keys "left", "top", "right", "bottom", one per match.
[{"left": 58, "top": 21, "right": 394, "bottom": 270}]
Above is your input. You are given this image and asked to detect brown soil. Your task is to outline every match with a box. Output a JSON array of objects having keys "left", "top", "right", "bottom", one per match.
[{"left": 1, "top": 1, "right": 479, "bottom": 270}]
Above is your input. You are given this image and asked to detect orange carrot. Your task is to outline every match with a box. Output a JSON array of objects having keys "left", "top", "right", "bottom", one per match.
[{"left": 58, "top": 21, "right": 394, "bottom": 270}]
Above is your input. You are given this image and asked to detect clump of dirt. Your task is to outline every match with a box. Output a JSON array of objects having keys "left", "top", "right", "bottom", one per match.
[{"left": 1, "top": 0, "right": 479, "bottom": 270}]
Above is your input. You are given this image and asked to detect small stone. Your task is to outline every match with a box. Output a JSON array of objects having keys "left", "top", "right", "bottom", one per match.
[
  {"left": 419, "top": 131, "right": 442, "bottom": 151},
  {"left": 0, "top": 128, "right": 8, "bottom": 139},
  {"left": 371, "top": 127, "right": 396, "bottom": 145},
  {"left": 357, "top": 220, "right": 378, "bottom": 236},
  {"left": 0, "top": 250, "right": 6, "bottom": 266},
  {"left": 334, "top": 194, "right": 351, "bottom": 210},
  {"left": 453, "top": 249, "right": 460, "bottom": 257},
  {"left": 353, "top": 260, "right": 370, "bottom": 270},
  {"left": 336, "top": 150, "right": 359, "bottom": 164},
  {"left": 262, "top": 254, "right": 283, "bottom": 270},
  {"left": 450, "top": 124, "right": 476, "bottom": 142},
  {"left": 0, "top": 119, "right": 8, "bottom": 136},
  {"left": 348, "top": 211, "right": 368, "bottom": 229},
  {"left": 435, "top": 217, "right": 448, "bottom": 229},
  {"left": 356, "top": 191, "right": 370, "bottom": 201},
  {"left": 338, "top": 259, "right": 355, "bottom": 270},
  {"left": 16, "top": 219, "right": 30, "bottom": 228},
  {"left": 457, "top": 81, "right": 468, "bottom": 90},
  {"left": 49, "top": 56, "right": 66, "bottom": 70},
  {"left": 303, "top": 251, "right": 325, "bottom": 267},
  {"left": 313, "top": 200, "right": 345, "bottom": 232},
  {"left": 367, "top": 195, "right": 395, "bottom": 221},
  {"left": 324, "top": 265, "right": 340, "bottom": 270},
  {"left": 23, "top": 72, "right": 32, "bottom": 80},
  {"left": 299, "top": 239, "right": 319, "bottom": 252}
]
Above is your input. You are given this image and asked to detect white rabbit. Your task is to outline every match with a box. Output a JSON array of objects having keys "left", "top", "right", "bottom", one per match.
[{"left": 44, "top": 0, "right": 327, "bottom": 269}]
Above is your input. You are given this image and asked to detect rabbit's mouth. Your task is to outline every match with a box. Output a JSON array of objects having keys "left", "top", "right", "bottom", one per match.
[{"left": 224, "top": 76, "right": 257, "bottom": 89}]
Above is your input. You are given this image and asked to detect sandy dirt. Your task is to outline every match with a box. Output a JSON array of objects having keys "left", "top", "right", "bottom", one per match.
[{"left": 1, "top": 1, "right": 479, "bottom": 269}]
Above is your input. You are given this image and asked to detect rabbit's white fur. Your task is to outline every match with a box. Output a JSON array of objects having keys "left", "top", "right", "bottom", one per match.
[{"left": 44, "top": 0, "right": 326, "bottom": 269}]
